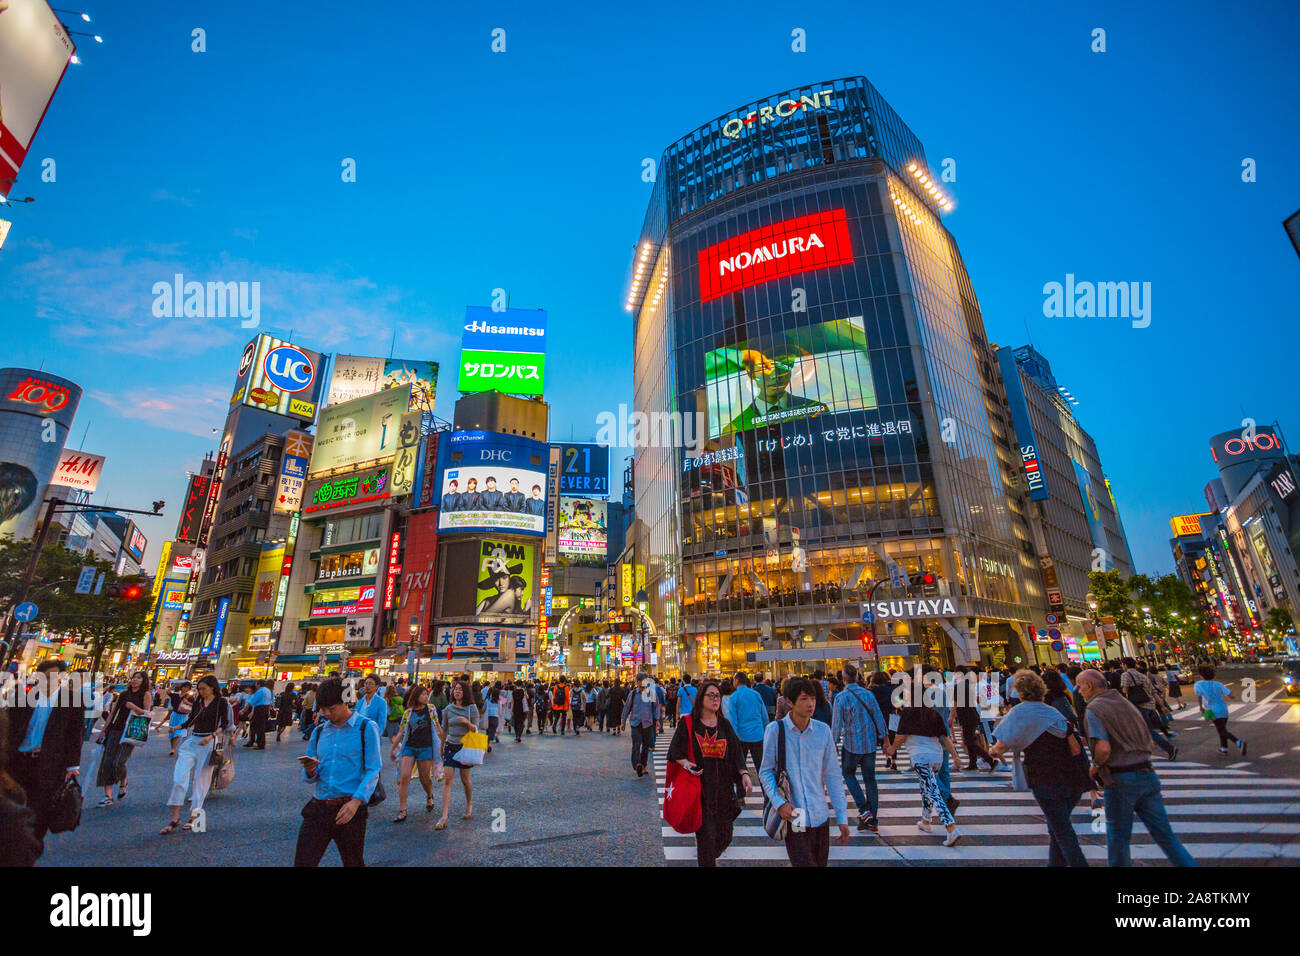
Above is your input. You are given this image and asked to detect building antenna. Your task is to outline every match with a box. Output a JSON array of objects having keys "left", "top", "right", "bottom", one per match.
[
  {"left": 77, "top": 421, "right": 90, "bottom": 451},
  {"left": 1023, "top": 318, "right": 1034, "bottom": 349},
  {"left": 389, "top": 325, "right": 398, "bottom": 361}
]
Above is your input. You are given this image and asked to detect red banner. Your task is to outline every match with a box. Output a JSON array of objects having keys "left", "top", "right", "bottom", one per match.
[
  {"left": 698, "top": 208, "right": 853, "bottom": 302},
  {"left": 398, "top": 510, "right": 438, "bottom": 642}
]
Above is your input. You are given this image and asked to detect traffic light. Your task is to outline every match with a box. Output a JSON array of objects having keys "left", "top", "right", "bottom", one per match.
[
  {"left": 106, "top": 579, "right": 148, "bottom": 600},
  {"left": 911, "top": 570, "right": 937, "bottom": 588}
]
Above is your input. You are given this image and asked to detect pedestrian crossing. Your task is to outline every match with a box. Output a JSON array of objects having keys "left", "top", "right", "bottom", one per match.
[
  {"left": 649, "top": 725, "right": 1300, "bottom": 865},
  {"left": 1168, "top": 694, "right": 1300, "bottom": 724}
]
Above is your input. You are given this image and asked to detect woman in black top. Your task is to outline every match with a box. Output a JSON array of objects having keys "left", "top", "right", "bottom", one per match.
[
  {"left": 667, "top": 679, "right": 750, "bottom": 867},
  {"left": 390, "top": 685, "right": 441, "bottom": 822},
  {"left": 160, "top": 675, "right": 232, "bottom": 834},
  {"left": 869, "top": 671, "right": 899, "bottom": 770},
  {"left": 275, "top": 683, "right": 298, "bottom": 742},
  {"left": 511, "top": 683, "right": 527, "bottom": 742},
  {"left": 95, "top": 670, "right": 151, "bottom": 807}
]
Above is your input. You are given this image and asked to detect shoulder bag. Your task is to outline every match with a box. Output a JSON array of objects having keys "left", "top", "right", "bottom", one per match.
[
  {"left": 47, "top": 777, "right": 83, "bottom": 834},
  {"left": 357, "top": 721, "right": 386, "bottom": 806},
  {"left": 662, "top": 715, "right": 702, "bottom": 834},
  {"left": 761, "top": 720, "right": 793, "bottom": 840}
]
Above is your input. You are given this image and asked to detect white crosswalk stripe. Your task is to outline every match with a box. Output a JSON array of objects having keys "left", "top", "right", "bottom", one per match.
[
  {"left": 1170, "top": 698, "right": 1300, "bottom": 724},
  {"left": 648, "top": 723, "right": 1300, "bottom": 865}
]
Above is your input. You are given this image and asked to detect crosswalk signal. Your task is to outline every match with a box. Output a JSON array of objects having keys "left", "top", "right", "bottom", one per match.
[{"left": 910, "top": 570, "right": 937, "bottom": 589}]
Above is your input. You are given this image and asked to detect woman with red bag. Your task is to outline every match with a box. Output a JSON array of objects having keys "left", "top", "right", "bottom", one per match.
[{"left": 667, "top": 679, "right": 750, "bottom": 866}]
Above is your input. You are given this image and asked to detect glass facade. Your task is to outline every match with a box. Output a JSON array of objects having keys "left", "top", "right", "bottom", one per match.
[{"left": 631, "top": 78, "right": 1036, "bottom": 675}]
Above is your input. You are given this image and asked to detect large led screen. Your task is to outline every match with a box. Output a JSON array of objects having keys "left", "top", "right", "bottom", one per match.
[
  {"left": 437, "top": 431, "right": 548, "bottom": 536},
  {"left": 557, "top": 497, "right": 608, "bottom": 564},
  {"left": 704, "top": 315, "right": 877, "bottom": 438}
]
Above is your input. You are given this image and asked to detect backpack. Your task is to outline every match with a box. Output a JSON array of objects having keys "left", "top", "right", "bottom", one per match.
[{"left": 553, "top": 686, "right": 566, "bottom": 709}]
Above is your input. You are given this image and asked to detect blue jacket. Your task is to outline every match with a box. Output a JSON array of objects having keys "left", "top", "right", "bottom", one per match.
[{"left": 728, "top": 684, "right": 769, "bottom": 743}]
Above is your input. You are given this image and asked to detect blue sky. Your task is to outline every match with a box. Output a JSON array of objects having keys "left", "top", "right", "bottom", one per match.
[{"left": 2, "top": 0, "right": 1297, "bottom": 575}]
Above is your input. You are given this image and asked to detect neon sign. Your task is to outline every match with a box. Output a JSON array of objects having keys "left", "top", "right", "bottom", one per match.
[
  {"left": 721, "top": 90, "right": 836, "bottom": 139},
  {"left": 698, "top": 209, "right": 853, "bottom": 302}
]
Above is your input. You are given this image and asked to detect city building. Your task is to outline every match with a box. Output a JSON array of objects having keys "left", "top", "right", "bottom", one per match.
[
  {"left": 628, "top": 77, "right": 1060, "bottom": 676},
  {"left": 0, "top": 368, "right": 82, "bottom": 542}
]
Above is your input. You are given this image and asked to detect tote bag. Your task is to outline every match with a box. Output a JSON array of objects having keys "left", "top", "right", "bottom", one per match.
[
  {"left": 456, "top": 731, "right": 489, "bottom": 766},
  {"left": 120, "top": 713, "right": 150, "bottom": 747},
  {"left": 662, "top": 716, "right": 702, "bottom": 834}
]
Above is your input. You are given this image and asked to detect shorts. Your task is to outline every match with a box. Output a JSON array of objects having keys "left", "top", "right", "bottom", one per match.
[
  {"left": 442, "top": 741, "right": 469, "bottom": 770},
  {"left": 401, "top": 745, "right": 436, "bottom": 762}
]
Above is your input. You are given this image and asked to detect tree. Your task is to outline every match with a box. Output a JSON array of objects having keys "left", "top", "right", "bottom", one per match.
[
  {"left": 0, "top": 536, "right": 101, "bottom": 621},
  {"left": 1265, "top": 606, "right": 1296, "bottom": 646}
]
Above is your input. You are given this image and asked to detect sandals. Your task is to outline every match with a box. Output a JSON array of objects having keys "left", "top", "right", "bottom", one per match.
[
  {"left": 426, "top": 797, "right": 436, "bottom": 813},
  {"left": 434, "top": 819, "right": 449, "bottom": 830},
  {"left": 96, "top": 797, "right": 113, "bottom": 808},
  {"left": 117, "top": 787, "right": 127, "bottom": 800},
  {"left": 461, "top": 809, "right": 473, "bottom": 820},
  {"left": 159, "top": 821, "right": 181, "bottom": 835},
  {"left": 394, "top": 810, "right": 408, "bottom": 823}
]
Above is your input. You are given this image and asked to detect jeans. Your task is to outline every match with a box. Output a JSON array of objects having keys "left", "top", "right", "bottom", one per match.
[
  {"left": 840, "top": 749, "right": 879, "bottom": 820},
  {"left": 937, "top": 749, "right": 951, "bottom": 799},
  {"left": 1030, "top": 783, "right": 1088, "bottom": 866},
  {"left": 629, "top": 725, "right": 653, "bottom": 771},
  {"left": 739, "top": 740, "right": 764, "bottom": 775},
  {"left": 1141, "top": 709, "right": 1176, "bottom": 757},
  {"left": 1103, "top": 769, "right": 1196, "bottom": 867},
  {"left": 487, "top": 715, "right": 498, "bottom": 743},
  {"left": 249, "top": 705, "right": 269, "bottom": 748}
]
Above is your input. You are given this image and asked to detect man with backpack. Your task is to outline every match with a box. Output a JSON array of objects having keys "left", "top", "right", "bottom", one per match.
[
  {"left": 550, "top": 678, "right": 570, "bottom": 735},
  {"left": 1120, "top": 658, "right": 1177, "bottom": 760},
  {"left": 570, "top": 680, "right": 585, "bottom": 735},
  {"left": 829, "top": 664, "right": 888, "bottom": 834}
]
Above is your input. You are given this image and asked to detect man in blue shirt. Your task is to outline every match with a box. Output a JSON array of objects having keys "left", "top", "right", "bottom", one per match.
[
  {"left": 244, "top": 680, "right": 275, "bottom": 750},
  {"left": 296, "top": 677, "right": 382, "bottom": 867},
  {"left": 677, "top": 673, "right": 698, "bottom": 716},
  {"left": 728, "top": 672, "right": 770, "bottom": 772},
  {"left": 754, "top": 674, "right": 777, "bottom": 720},
  {"left": 829, "top": 664, "right": 887, "bottom": 833},
  {"left": 759, "top": 677, "right": 850, "bottom": 866},
  {"left": 352, "top": 674, "right": 388, "bottom": 737}
]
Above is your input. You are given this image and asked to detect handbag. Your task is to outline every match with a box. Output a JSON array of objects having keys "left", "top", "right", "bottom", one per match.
[
  {"left": 662, "top": 715, "right": 702, "bottom": 834},
  {"left": 120, "top": 713, "right": 150, "bottom": 747},
  {"left": 208, "top": 737, "right": 226, "bottom": 767},
  {"left": 1010, "top": 749, "right": 1030, "bottom": 792},
  {"left": 47, "top": 777, "right": 83, "bottom": 834},
  {"left": 761, "top": 719, "right": 793, "bottom": 840},
  {"left": 455, "top": 730, "right": 489, "bottom": 767},
  {"left": 212, "top": 753, "right": 235, "bottom": 791}
]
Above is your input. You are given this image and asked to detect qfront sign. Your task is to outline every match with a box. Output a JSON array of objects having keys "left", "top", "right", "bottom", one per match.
[
  {"left": 720, "top": 89, "right": 837, "bottom": 140},
  {"left": 698, "top": 209, "right": 853, "bottom": 302}
]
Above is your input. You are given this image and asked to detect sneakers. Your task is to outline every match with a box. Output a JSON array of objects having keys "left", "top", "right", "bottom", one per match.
[
  {"left": 856, "top": 814, "right": 878, "bottom": 833},
  {"left": 1219, "top": 746, "right": 1229, "bottom": 754},
  {"left": 943, "top": 828, "right": 962, "bottom": 847},
  {"left": 1167, "top": 747, "right": 1179, "bottom": 761},
  {"left": 916, "top": 818, "right": 933, "bottom": 833},
  {"left": 1237, "top": 740, "right": 1248, "bottom": 756}
]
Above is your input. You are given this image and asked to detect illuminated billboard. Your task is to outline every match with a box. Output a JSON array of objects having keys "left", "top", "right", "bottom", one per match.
[
  {"left": 0, "top": 0, "right": 75, "bottom": 198},
  {"left": 49, "top": 449, "right": 105, "bottom": 492},
  {"left": 176, "top": 473, "right": 210, "bottom": 543},
  {"left": 437, "top": 431, "right": 548, "bottom": 536},
  {"left": 704, "top": 316, "right": 876, "bottom": 438},
  {"left": 327, "top": 355, "right": 439, "bottom": 408},
  {"left": 1072, "top": 459, "right": 1108, "bottom": 562},
  {"left": 1170, "top": 513, "right": 1209, "bottom": 538},
  {"left": 309, "top": 386, "right": 412, "bottom": 476},
  {"left": 557, "top": 497, "right": 607, "bottom": 564},
  {"left": 473, "top": 539, "right": 537, "bottom": 622},
  {"left": 229, "top": 334, "right": 325, "bottom": 422},
  {"left": 275, "top": 430, "right": 312, "bottom": 513},
  {"left": 698, "top": 209, "right": 853, "bottom": 302},
  {"left": 458, "top": 306, "right": 547, "bottom": 395},
  {"left": 0, "top": 368, "right": 81, "bottom": 541},
  {"left": 250, "top": 542, "right": 287, "bottom": 617},
  {"left": 555, "top": 442, "right": 610, "bottom": 496}
]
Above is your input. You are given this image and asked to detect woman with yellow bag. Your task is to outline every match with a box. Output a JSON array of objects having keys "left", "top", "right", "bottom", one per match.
[{"left": 436, "top": 680, "right": 483, "bottom": 831}]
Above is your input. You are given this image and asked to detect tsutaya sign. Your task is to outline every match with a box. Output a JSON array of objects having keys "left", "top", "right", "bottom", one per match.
[
  {"left": 861, "top": 597, "right": 964, "bottom": 621},
  {"left": 721, "top": 89, "right": 837, "bottom": 139}
]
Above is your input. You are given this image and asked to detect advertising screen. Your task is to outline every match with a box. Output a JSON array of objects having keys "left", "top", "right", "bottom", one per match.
[
  {"left": 161, "top": 582, "right": 187, "bottom": 612},
  {"left": 1072, "top": 459, "right": 1109, "bottom": 561},
  {"left": 49, "top": 449, "right": 105, "bottom": 492},
  {"left": 557, "top": 497, "right": 608, "bottom": 564},
  {"left": 437, "top": 431, "right": 548, "bottom": 536},
  {"left": 698, "top": 208, "right": 853, "bottom": 302},
  {"left": 311, "top": 583, "right": 376, "bottom": 618},
  {"left": 229, "top": 334, "right": 325, "bottom": 422},
  {"left": 250, "top": 543, "right": 286, "bottom": 616},
  {"left": 275, "top": 430, "right": 313, "bottom": 513},
  {"left": 327, "top": 355, "right": 439, "bottom": 408},
  {"left": 1170, "top": 513, "right": 1209, "bottom": 538},
  {"left": 555, "top": 442, "right": 610, "bottom": 496},
  {"left": 0, "top": 0, "right": 75, "bottom": 198},
  {"left": 473, "top": 539, "right": 536, "bottom": 623},
  {"left": 309, "top": 386, "right": 412, "bottom": 476},
  {"left": 704, "top": 315, "right": 877, "bottom": 438},
  {"left": 176, "top": 474, "right": 209, "bottom": 543},
  {"left": 458, "top": 306, "right": 547, "bottom": 395},
  {"left": 398, "top": 510, "right": 438, "bottom": 639}
]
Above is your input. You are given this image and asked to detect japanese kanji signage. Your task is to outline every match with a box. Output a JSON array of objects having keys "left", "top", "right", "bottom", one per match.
[
  {"left": 433, "top": 625, "right": 532, "bottom": 660},
  {"left": 458, "top": 306, "right": 548, "bottom": 396}
]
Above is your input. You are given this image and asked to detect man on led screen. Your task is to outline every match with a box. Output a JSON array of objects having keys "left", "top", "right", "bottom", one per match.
[
  {"left": 723, "top": 348, "right": 826, "bottom": 434},
  {"left": 502, "top": 477, "right": 526, "bottom": 513},
  {"left": 526, "top": 484, "right": 546, "bottom": 516},
  {"left": 441, "top": 479, "right": 460, "bottom": 512},
  {"left": 458, "top": 477, "right": 480, "bottom": 512},
  {"left": 480, "top": 476, "right": 503, "bottom": 511}
]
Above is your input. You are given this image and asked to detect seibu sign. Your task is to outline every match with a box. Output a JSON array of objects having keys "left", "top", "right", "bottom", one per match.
[{"left": 698, "top": 208, "right": 853, "bottom": 302}]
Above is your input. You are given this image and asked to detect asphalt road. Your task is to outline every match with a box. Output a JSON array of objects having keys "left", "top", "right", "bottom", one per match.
[{"left": 40, "top": 719, "right": 666, "bottom": 867}]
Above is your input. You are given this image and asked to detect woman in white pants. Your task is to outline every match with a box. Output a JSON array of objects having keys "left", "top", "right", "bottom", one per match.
[{"left": 160, "top": 676, "right": 232, "bottom": 835}]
